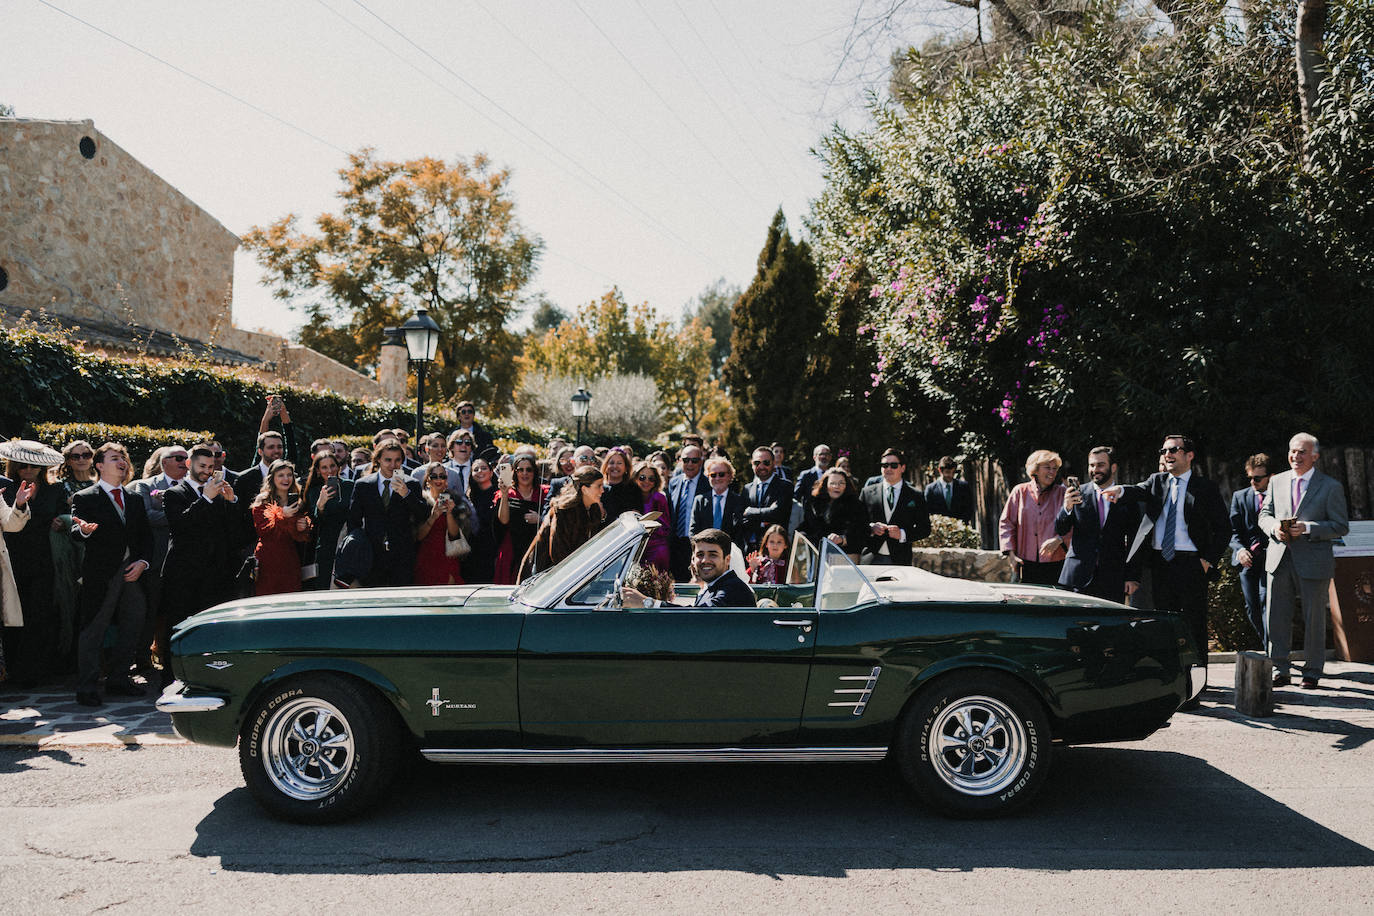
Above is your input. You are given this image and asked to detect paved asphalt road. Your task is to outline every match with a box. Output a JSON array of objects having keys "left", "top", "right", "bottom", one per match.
[{"left": 2, "top": 662, "right": 1373, "bottom": 914}]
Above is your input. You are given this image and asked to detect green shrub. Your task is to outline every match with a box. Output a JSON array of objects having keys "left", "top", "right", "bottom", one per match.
[
  {"left": 32, "top": 422, "right": 214, "bottom": 472},
  {"left": 913, "top": 515, "right": 981, "bottom": 549},
  {"left": 1208, "top": 562, "right": 1259, "bottom": 652}
]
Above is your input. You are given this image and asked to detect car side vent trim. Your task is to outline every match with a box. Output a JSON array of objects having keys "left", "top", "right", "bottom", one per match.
[{"left": 827, "top": 666, "right": 882, "bottom": 716}]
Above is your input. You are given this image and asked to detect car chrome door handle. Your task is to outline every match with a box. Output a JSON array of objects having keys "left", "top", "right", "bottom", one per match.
[{"left": 773, "top": 618, "right": 814, "bottom": 632}]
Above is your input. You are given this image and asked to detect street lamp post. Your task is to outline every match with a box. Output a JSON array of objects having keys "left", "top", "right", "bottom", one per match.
[
  {"left": 398, "top": 309, "right": 441, "bottom": 440},
  {"left": 570, "top": 386, "right": 592, "bottom": 446}
]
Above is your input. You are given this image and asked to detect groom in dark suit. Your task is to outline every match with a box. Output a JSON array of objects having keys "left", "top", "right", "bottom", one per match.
[
  {"left": 859, "top": 449, "right": 931, "bottom": 566},
  {"left": 1229, "top": 453, "right": 1273, "bottom": 648},
  {"left": 924, "top": 456, "right": 976, "bottom": 525},
  {"left": 70, "top": 443, "right": 154, "bottom": 706},
  {"left": 347, "top": 439, "right": 427, "bottom": 586},
  {"left": 1055, "top": 446, "right": 1142, "bottom": 602}
]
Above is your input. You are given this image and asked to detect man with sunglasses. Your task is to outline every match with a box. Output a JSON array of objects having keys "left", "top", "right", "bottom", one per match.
[
  {"left": 1106, "top": 435, "right": 1229, "bottom": 703},
  {"left": 449, "top": 400, "right": 496, "bottom": 462},
  {"left": 741, "top": 446, "right": 791, "bottom": 552},
  {"left": 667, "top": 444, "right": 710, "bottom": 581},
  {"left": 546, "top": 446, "right": 597, "bottom": 508},
  {"left": 860, "top": 448, "right": 930, "bottom": 566},
  {"left": 690, "top": 457, "right": 748, "bottom": 551},
  {"left": 1229, "top": 453, "right": 1273, "bottom": 648}
]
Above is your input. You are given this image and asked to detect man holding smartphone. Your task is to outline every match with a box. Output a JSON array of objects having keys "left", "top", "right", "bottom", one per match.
[
  {"left": 347, "top": 439, "right": 426, "bottom": 586},
  {"left": 1055, "top": 447, "right": 1142, "bottom": 602}
]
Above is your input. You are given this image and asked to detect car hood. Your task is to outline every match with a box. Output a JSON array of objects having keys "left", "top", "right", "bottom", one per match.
[{"left": 173, "top": 584, "right": 520, "bottom": 633}]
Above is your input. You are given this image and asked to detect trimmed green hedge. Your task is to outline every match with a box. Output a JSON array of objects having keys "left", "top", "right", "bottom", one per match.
[
  {"left": 0, "top": 326, "right": 656, "bottom": 460},
  {"left": 33, "top": 422, "right": 214, "bottom": 471}
]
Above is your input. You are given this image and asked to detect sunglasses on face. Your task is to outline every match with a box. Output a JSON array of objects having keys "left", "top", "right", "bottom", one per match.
[
  {"left": 636, "top": 475, "right": 654, "bottom": 482},
  {"left": 880, "top": 462, "right": 901, "bottom": 469},
  {"left": 516, "top": 467, "right": 535, "bottom": 473},
  {"left": 451, "top": 441, "right": 472, "bottom": 448},
  {"left": 167, "top": 455, "right": 189, "bottom": 463},
  {"left": 427, "top": 473, "right": 447, "bottom": 480},
  {"left": 752, "top": 460, "right": 771, "bottom": 466},
  {"left": 681, "top": 456, "right": 701, "bottom": 464},
  {"left": 459, "top": 408, "right": 475, "bottom": 415},
  {"left": 1248, "top": 474, "right": 1269, "bottom": 482},
  {"left": 1159, "top": 446, "right": 1185, "bottom": 455},
  {"left": 708, "top": 471, "right": 729, "bottom": 479},
  {"left": 210, "top": 450, "right": 225, "bottom": 458},
  {"left": 69, "top": 452, "right": 93, "bottom": 460}
]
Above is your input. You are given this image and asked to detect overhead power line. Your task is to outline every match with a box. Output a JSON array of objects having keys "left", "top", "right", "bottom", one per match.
[
  {"left": 33, "top": 0, "right": 350, "bottom": 155},
  {"left": 341, "top": 0, "right": 718, "bottom": 265}
]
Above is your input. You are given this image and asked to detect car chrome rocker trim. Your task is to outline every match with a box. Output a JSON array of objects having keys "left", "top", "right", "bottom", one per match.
[
  {"left": 156, "top": 681, "right": 226, "bottom": 714},
  {"left": 420, "top": 747, "right": 890, "bottom": 764}
]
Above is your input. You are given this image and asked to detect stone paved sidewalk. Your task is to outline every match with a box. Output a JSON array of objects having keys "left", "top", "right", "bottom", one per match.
[{"left": 0, "top": 676, "right": 183, "bottom": 747}]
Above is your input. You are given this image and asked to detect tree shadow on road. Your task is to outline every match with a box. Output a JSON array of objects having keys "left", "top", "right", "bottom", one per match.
[
  {"left": 1190, "top": 687, "right": 1374, "bottom": 751},
  {"left": 190, "top": 747, "right": 1374, "bottom": 875}
]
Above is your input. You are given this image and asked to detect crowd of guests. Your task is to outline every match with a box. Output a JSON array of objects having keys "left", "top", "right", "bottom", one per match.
[{"left": 0, "top": 394, "right": 1347, "bottom": 710}]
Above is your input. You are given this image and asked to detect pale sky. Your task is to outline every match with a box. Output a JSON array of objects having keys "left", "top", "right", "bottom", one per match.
[{"left": 3, "top": 0, "right": 933, "bottom": 339}]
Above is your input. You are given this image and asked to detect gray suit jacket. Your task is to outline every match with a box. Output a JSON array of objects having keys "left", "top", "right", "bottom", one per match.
[{"left": 1258, "top": 469, "right": 1348, "bottom": 579}]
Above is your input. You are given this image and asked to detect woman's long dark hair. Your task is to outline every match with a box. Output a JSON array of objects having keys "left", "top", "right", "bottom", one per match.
[
  {"left": 549, "top": 465, "right": 603, "bottom": 513},
  {"left": 300, "top": 450, "right": 339, "bottom": 499}
]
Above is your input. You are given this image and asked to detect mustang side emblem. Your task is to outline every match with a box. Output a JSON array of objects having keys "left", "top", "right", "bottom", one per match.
[
  {"left": 427, "top": 688, "right": 477, "bottom": 716},
  {"left": 205, "top": 660, "right": 232, "bottom": 670}
]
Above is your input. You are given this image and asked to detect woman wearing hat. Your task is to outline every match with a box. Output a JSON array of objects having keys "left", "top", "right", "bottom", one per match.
[
  {"left": 1, "top": 439, "right": 64, "bottom": 685},
  {"left": 0, "top": 467, "right": 34, "bottom": 682}
]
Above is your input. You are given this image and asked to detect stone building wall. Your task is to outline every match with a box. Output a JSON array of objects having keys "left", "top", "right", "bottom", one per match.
[{"left": 0, "top": 118, "right": 381, "bottom": 400}]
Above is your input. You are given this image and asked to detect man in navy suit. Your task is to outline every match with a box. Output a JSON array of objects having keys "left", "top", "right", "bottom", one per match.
[
  {"left": 70, "top": 443, "right": 153, "bottom": 706},
  {"left": 859, "top": 449, "right": 931, "bottom": 565},
  {"left": 666, "top": 443, "right": 710, "bottom": 581},
  {"left": 924, "top": 456, "right": 976, "bottom": 525},
  {"left": 741, "top": 446, "right": 791, "bottom": 551},
  {"left": 793, "top": 444, "right": 833, "bottom": 513},
  {"left": 1055, "top": 446, "right": 1142, "bottom": 602},
  {"left": 691, "top": 456, "right": 748, "bottom": 550},
  {"left": 347, "top": 439, "right": 427, "bottom": 586},
  {"left": 1107, "top": 434, "right": 1230, "bottom": 700},
  {"left": 623, "top": 528, "right": 756, "bottom": 608},
  {"left": 1229, "top": 453, "right": 1272, "bottom": 648}
]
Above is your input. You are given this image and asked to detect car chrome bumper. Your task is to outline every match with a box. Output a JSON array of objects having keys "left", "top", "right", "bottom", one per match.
[
  {"left": 1188, "top": 664, "right": 1207, "bottom": 700},
  {"left": 156, "top": 681, "right": 226, "bottom": 714}
]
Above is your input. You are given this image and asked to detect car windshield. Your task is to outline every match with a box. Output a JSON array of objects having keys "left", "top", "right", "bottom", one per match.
[
  {"left": 786, "top": 531, "right": 819, "bottom": 585},
  {"left": 517, "top": 513, "right": 648, "bottom": 608},
  {"left": 816, "top": 540, "right": 881, "bottom": 610}
]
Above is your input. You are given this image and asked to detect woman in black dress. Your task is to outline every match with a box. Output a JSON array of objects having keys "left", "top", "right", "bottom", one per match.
[
  {"left": 301, "top": 450, "right": 353, "bottom": 590},
  {"left": 802, "top": 468, "right": 869, "bottom": 562},
  {"left": 462, "top": 458, "right": 498, "bottom": 584},
  {"left": 598, "top": 449, "right": 639, "bottom": 521},
  {"left": 494, "top": 454, "right": 548, "bottom": 584}
]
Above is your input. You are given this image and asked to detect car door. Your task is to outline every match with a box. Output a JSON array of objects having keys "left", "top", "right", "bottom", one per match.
[{"left": 518, "top": 548, "right": 819, "bottom": 748}]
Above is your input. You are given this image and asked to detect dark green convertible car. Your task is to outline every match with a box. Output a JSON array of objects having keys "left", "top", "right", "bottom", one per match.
[{"left": 159, "top": 513, "right": 1203, "bottom": 823}]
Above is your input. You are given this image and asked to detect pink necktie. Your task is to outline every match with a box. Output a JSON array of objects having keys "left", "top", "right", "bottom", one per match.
[
  {"left": 1292, "top": 478, "right": 1303, "bottom": 511},
  {"left": 1098, "top": 493, "right": 1107, "bottom": 528}
]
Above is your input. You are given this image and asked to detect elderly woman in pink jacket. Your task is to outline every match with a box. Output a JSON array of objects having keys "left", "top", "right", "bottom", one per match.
[{"left": 999, "top": 449, "right": 1070, "bottom": 586}]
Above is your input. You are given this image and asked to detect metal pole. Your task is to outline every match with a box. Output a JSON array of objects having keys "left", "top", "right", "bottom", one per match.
[
  {"left": 575, "top": 415, "right": 583, "bottom": 447},
  {"left": 414, "top": 360, "right": 426, "bottom": 441}
]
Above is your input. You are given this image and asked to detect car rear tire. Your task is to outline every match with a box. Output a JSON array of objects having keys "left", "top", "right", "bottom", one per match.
[
  {"left": 897, "top": 671, "right": 1051, "bottom": 818},
  {"left": 239, "top": 674, "right": 400, "bottom": 824}
]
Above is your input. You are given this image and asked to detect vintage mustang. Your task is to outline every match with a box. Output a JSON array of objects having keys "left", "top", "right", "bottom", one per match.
[{"left": 159, "top": 513, "right": 1204, "bottom": 823}]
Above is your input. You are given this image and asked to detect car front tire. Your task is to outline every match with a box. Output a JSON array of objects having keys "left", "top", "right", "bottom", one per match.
[
  {"left": 239, "top": 674, "right": 400, "bottom": 824},
  {"left": 897, "top": 671, "right": 1051, "bottom": 818}
]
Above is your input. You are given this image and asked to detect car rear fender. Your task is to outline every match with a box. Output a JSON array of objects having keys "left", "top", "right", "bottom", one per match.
[{"left": 892, "top": 655, "right": 1058, "bottom": 737}]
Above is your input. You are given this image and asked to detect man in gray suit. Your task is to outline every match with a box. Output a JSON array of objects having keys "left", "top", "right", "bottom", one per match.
[{"left": 1258, "top": 433, "right": 1349, "bottom": 689}]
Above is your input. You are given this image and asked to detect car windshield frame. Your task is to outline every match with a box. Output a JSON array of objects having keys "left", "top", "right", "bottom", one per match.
[
  {"left": 815, "top": 539, "right": 882, "bottom": 610},
  {"left": 516, "top": 513, "right": 652, "bottom": 609}
]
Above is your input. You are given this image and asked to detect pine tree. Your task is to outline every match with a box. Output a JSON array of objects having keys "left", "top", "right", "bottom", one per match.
[{"left": 722, "top": 210, "right": 823, "bottom": 456}]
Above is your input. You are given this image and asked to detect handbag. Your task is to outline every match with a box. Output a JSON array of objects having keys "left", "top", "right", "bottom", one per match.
[{"left": 445, "top": 527, "right": 472, "bottom": 559}]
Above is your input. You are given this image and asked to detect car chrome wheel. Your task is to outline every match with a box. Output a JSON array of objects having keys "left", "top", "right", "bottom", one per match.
[
  {"left": 260, "top": 697, "right": 357, "bottom": 801},
  {"left": 926, "top": 695, "right": 1028, "bottom": 797}
]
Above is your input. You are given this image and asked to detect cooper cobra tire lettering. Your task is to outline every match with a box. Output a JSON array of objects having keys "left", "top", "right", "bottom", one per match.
[
  {"left": 237, "top": 675, "right": 400, "bottom": 824},
  {"left": 897, "top": 672, "right": 1052, "bottom": 818}
]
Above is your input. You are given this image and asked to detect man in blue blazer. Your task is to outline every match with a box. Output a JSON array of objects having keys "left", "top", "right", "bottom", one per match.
[
  {"left": 1258, "top": 433, "right": 1349, "bottom": 688},
  {"left": 1055, "top": 447, "right": 1142, "bottom": 602},
  {"left": 666, "top": 444, "right": 710, "bottom": 581},
  {"left": 1229, "top": 454, "right": 1273, "bottom": 648},
  {"left": 691, "top": 457, "right": 748, "bottom": 550}
]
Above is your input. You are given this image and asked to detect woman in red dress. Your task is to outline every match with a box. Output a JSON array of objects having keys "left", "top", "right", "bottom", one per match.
[
  {"left": 413, "top": 461, "right": 469, "bottom": 586},
  {"left": 251, "top": 459, "right": 312, "bottom": 596}
]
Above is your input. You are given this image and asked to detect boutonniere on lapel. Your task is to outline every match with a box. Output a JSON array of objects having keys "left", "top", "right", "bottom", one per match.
[{"left": 905, "top": 499, "right": 917, "bottom": 509}]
